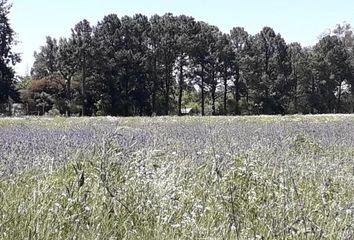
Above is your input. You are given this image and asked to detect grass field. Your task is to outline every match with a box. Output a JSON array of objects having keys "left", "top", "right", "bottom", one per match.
[{"left": 1, "top": 115, "right": 354, "bottom": 239}]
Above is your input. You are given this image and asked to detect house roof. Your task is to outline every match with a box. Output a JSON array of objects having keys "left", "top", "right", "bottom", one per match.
[{"left": 181, "top": 108, "right": 193, "bottom": 114}]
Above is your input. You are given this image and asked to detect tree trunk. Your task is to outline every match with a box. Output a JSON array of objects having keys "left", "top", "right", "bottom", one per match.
[
  {"left": 311, "top": 75, "right": 315, "bottom": 114},
  {"left": 294, "top": 76, "right": 298, "bottom": 113},
  {"left": 152, "top": 58, "right": 157, "bottom": 115},
  {"left": 81, "top": 58, "right": 86, "bottom": 116},
  {"left": 152, "top": 84, "right": 156, "bottom": 115},
  {"left": 165, "top": 64, "right": 170, "bottom": 115},
  {"left": 234, "top": 69, "right": 241, "bottom": 115},
  {"left": 246, "top": 88, "right": 249, "bottom": 104},
  {"left": 211, "top": 70, "right": 216, "bottom": 116},
  {"left": 211, "top": 85, "right": 216, "bottom": 116},
  {"left": 201, "top": 64, "right": 205, "bottom": 116},
  {"left": 124, "top": 74, "right": 129, "bottom": 116},
  {"left": 351, "top": 81, "right": 354, "bottom": 113},
  {"left": 109, "top": 81, "right": 116, "bottom": 115},
  {"left": 292, "top": 61, "right": 298, "bottom": 113},
  {"left": 223, "top": 67, "right": 227, "bottom": 115},
  {"left": 66, "top": 76, "right": 72, "bottom": 116},
  {"left": 337, "top": 80, "right": 342, "bottom": 113},
  {"left": 178, "top": 61, "right": 184, "bottom": 116}
]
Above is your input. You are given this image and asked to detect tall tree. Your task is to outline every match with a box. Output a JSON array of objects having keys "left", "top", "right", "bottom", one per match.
[
  {"left": 190, "top": 22, "right": 219, "bottom": 115},
  {"left": 31, "top": 37, "right": 72, "bottom": 114},
  {"left": 128, "top": 14, "right": 151, "bottom": 116},
  {"left": 216, "top": 33, "right": 234, "bottom": 115},
  {"left": 72, "top": 19, "right": 93, "bottom": 116},
  {"left": 93, "top": 14, "right": 122, "bottom": 115},
  {"left": 119, "top": 14, "right": 150, "bottom": 116},
  {"left": 150, "top": 14, "right": 179, "bottom": 115},
  {"left": 310, "top": 36, "right": 351, "bottom": 113},
  {"left": 250, "top": 27, "right": 291, "bottom": 114},
  {"left": 176, "top": 15, "right": 196, "bottom": 116},
  {"left": 31, "top": 36, "right": 58, "bottom": 79},
  {"left": 230, "top": 27, "right": 249, "bottom": 114},
  {"left": 331, "top": 23, "right": 354, "bottom": 112},
  {"left": 147, "top": 15, "right": 161, "bottom": 115},
  {"left": 0, "top": 0, "right": 20, "bottom": 106},
  {"left": 206, "top": 30, "right": 220, "bottom": 116},
  {"left": 57, "top": 38, "right": 78, "bottom": 115},
  {"left": 287, "top": 42, "right": 315, "bottom": 113}
]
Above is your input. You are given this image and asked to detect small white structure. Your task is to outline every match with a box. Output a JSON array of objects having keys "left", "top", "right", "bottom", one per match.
[
  {"left": 181, "top": 108, "right": 194, "bottom": 115},
  {"left": 11, "top": 103, "right": 25, "bottom": 116}
]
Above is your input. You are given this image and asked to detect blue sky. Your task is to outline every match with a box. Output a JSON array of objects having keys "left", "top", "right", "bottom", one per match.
[{"left": 9, "top": 0, "right": 354, "bottom": 76}]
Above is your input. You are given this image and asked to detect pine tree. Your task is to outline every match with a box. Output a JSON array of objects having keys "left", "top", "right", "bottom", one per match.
[{"left": 0, "top": 0, "right": 20, "bottom": 106}]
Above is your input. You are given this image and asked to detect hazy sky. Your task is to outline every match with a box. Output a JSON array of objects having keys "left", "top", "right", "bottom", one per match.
[{"left": 9, "top": 0, "right": 354, "bottom": 76}]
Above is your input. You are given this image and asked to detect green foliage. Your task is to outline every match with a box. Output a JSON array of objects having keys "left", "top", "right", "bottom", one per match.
[
  {"left": 0, "top": 0, "right": 21, "bottom": 106},
  {"left": 24, "top": 15, "right": 354, "bottom": 116},
  {"left": 94, "top": 97, "right": 111, "bottom": 116}
]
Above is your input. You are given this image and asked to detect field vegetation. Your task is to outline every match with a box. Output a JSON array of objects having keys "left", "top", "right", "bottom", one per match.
[{"left": 1, "top": 115, "right": 354, "bottom": 239}]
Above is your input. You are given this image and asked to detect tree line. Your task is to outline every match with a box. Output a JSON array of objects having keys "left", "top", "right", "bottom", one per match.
[{"left": 3, "top": 11, "right": 354, "bottom": 116}]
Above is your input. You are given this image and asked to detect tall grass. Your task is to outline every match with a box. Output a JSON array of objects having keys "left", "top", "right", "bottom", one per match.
[{"left": 1, "top": 116, "right": 354, "bottom": 239}]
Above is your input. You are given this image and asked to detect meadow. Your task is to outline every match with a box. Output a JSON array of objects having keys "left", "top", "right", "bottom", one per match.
[{"left": 1, "top": 115, "right": 354, "bottom": 239}]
